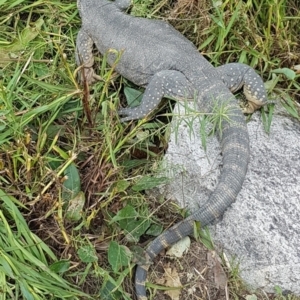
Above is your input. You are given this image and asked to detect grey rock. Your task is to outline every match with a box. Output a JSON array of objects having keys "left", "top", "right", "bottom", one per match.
[{"left": 159, "top": 102, "right": 300, "bottom": 294}]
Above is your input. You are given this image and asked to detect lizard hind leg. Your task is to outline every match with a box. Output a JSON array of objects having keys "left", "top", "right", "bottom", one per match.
[
  {"left": 75, "top": 28, "right": 100, "bottom": 84},
  {"left": 242, "top": 66, "right": 268, "bottom": 113},
  {"left": 118, "top": 70, "right": 194, "bottom": 121},
  {"left": 216, "top": 63, "right": 268, "bottom": 113}
]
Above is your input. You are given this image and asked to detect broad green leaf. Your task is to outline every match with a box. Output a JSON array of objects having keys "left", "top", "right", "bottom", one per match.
[
  {"left": 272, "top": 68, "right": 296, "bottom": 80},
  {"left": 124, "top": 87, "right": 143, "bottom": 107},
  {"left": 49, "top": 260, "right": 70, "bottom": 274},
  {"left": 124, "top": 218, "right": 151, "bottom": 242},
  {"left": 108, "top": 241, "right": 131, "bottom": 272},
  {"left": 100, "top": 280, "right": 123, "bottom": 300},
  {"left": 110, "top": 205, "right": 137, "bottom": 224},
  {"left": 65, "top": 191, "right": 85, "bottom": 222},
  {"left": 110, "top": 205, "right": 150, "bottom": 241},
  {"left": 46, "top": 154, "right": 63, "bottom": 170},
  {"left": 62, "top": 163, "right": 81, "bottom": 202},
  {"left": 77, "top": 245, "right": 98, "bottom": 263},
  {"left": 146, "top": 223, "right": 163, "bottom": 236},
  {"left": 114, "top": 179, "right": 130, "bottom": 192}
]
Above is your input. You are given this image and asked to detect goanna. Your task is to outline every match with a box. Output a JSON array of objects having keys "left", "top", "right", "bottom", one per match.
[{"left": 75, "top": 0, "right": 267, "bottom": 299}]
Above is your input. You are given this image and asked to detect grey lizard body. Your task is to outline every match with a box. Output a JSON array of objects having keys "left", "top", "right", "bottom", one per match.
[{"left": 76, "top": 1, "right": 268, "bottom": 299}]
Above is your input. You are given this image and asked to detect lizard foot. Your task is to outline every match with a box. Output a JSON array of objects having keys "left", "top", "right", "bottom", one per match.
[
  {"left": 239, "top": 96, "right": 264, "bottom": 114},
  {"left": 118, "top": 107, "right": 151, "bottom": 122},
  {"left": 78, "top": 67, "right": 102, "bottom": 85}
]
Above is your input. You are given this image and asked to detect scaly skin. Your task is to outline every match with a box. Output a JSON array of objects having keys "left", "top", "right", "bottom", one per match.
[{"left": 76, "top": 1, "right": 268, "bottom": 299}]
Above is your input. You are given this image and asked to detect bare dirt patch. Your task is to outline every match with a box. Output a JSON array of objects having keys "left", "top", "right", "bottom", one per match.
[{"left": 148, "top": 241, "right": 228, "bottom": 300}]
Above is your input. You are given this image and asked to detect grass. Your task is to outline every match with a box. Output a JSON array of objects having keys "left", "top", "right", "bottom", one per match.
[{"left": 0, "top": 0, "right": 299, "bottom": 299}]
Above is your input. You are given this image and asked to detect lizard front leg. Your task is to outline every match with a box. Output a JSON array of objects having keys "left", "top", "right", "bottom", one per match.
[
  {"left": 215, "top": 63, "right": 268, "bottom": 113},
  {"left": 75, "top": 28, "right": 100, "bottom": 84},
  {"left": 118, "top": 70, "right": 194, "bottom": 121}
]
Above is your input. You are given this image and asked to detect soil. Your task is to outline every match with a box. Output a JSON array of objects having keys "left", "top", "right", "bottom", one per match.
[{"left": 148, "top": 241, "right": 229, "bottom": 300}]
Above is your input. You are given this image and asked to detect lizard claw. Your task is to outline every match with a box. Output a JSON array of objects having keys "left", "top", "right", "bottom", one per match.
[
  {"left": 78, "top": 67, "right": 101, "bottom": 85},
  {"left": 118, "top": 107, "right": 148, "bottom": 122},
  {"left": 118, "top": 107, "right": 135, "bottom": 122}
]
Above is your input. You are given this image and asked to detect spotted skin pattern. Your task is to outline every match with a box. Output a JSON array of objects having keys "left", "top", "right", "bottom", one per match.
[
  {"left": 118, "top": 70, "right": 195, "bottom": 121},
  {"left": 215, "top": 63, "right": 267, "bottom": 113},
  {"left": 76, "top": 0, "right": 268, "bottom": 299}
]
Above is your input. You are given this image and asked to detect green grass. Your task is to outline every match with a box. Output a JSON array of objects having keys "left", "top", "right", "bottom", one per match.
[{"left": 0, "top": 0, "right": 299, "bottom": 299}]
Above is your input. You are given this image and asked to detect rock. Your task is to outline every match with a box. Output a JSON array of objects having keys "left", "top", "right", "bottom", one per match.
[{"left": 157, "top": 101, "right": 300, "bottom": 295}]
